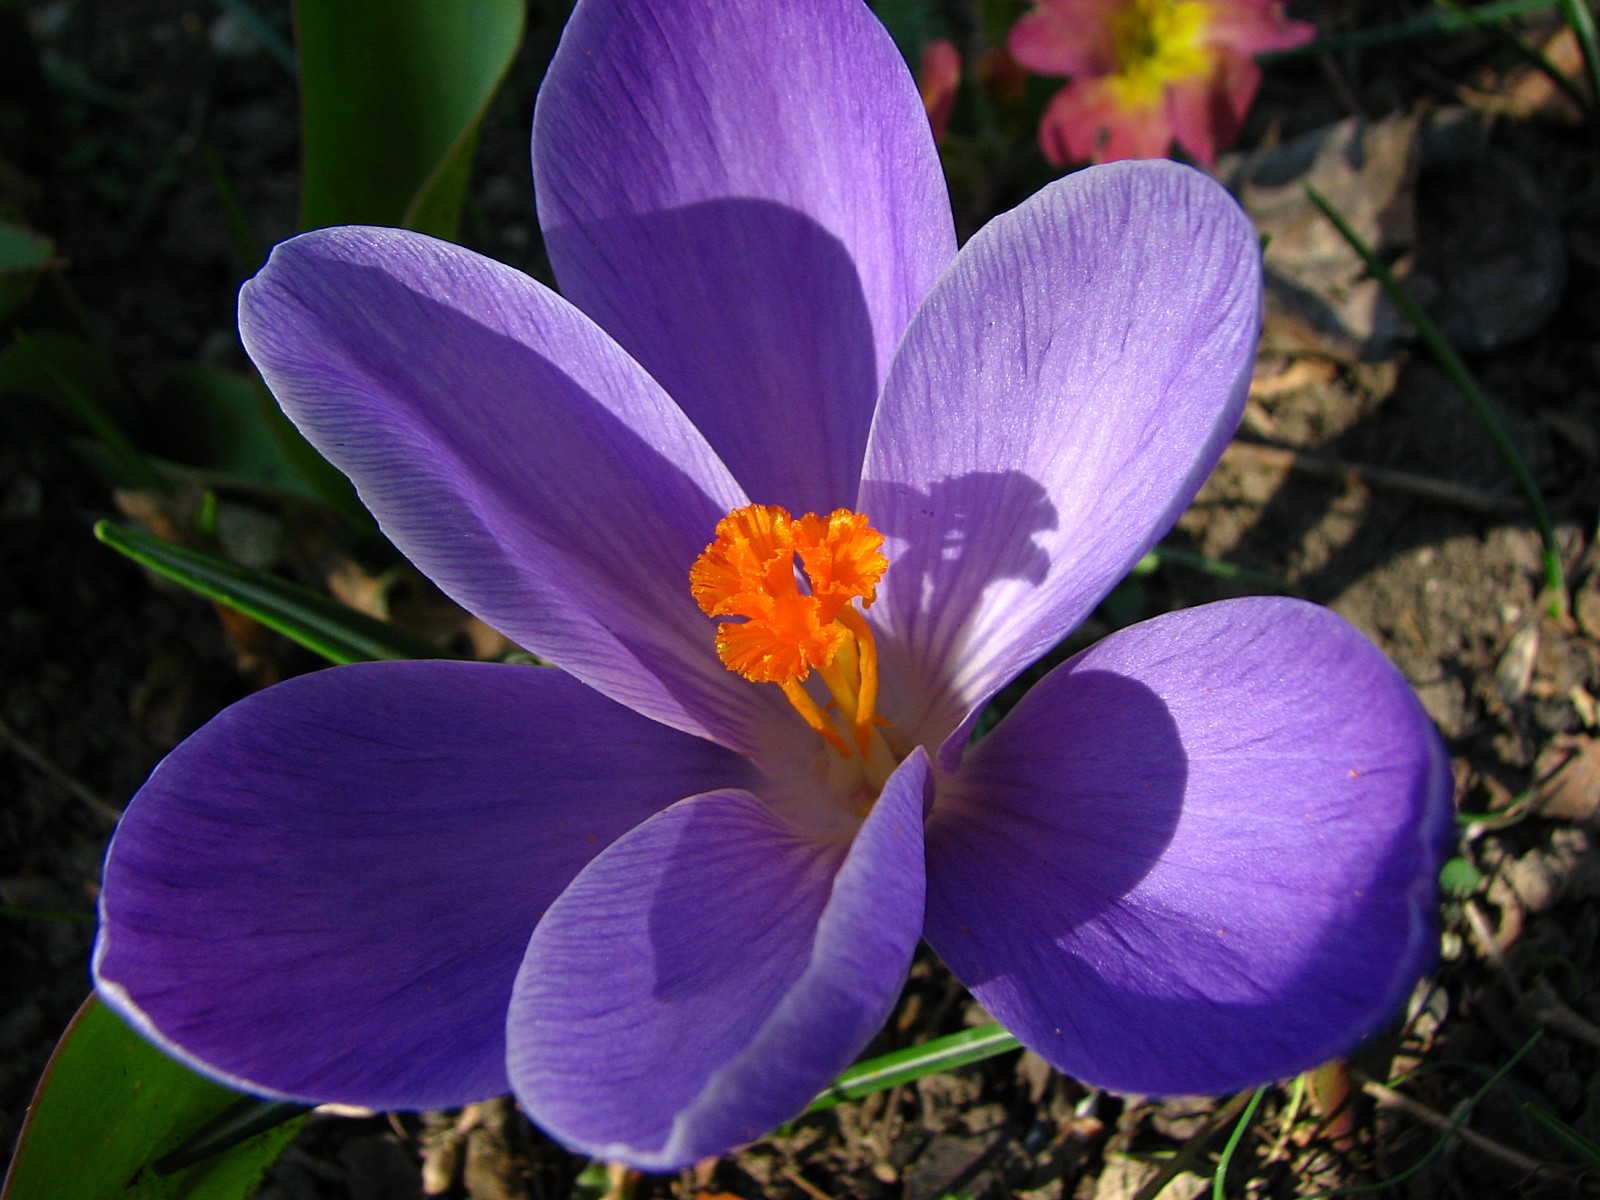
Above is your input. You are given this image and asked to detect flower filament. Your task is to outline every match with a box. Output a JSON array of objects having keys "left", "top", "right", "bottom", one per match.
[{"left": 691, "top": 505, "right": 894, "bottom": 778}]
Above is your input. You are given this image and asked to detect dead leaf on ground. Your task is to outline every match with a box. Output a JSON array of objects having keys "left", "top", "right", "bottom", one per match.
[
  {"left": 1222, "top": 113, "right": 1421, "bottom": 360},
  {"left": 1532, "top": 734, "right": 1600, "bottom": 821}
]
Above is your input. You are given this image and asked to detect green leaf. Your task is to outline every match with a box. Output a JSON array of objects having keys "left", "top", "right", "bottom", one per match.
[
  {"left": 147, "top": 365, "right": 334, "bottom": 501},
  {"left": 0, "top": 221, "right": 60, "bottom": 320},
  {"left": 807, "top": 1023, "right": 1022, "bottom": 1112},
  {"left": 0, "top": 330, "right": 137, "bottom": 425},
  {"left": 1557, "top": 0, "right": 1600, "bottom": 137},
  {"left": 1, "top": 995, "right": 306, "bottom": 1200},
  {"left": 5, "top": 332, "right": 164, "bottom": 489},
  {"left": 95, "top": 520, "right": 444, "bottom": 665},
  {"left": 1439, "top": 855, "right": 1484, "bottom": 896},
  {"left": 871, "top": 0, "right": 943, "bottom": 66},
  {"left": 295, "top": 0, "right": 525, "bottom": 239},
  {"left": 142, "top": 364, "right": 370, "bottom": 524}
]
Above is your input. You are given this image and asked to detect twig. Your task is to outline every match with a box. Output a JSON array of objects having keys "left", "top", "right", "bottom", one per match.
[
  {"left": 1526, "top": 978, "right": 1600, "bottom": 1053},
  {"left": 1465, "top": 898, "right": 1600, "bottom": 1051},
  {"left": 600, "top": 1162, "right": 639, "bottom": 1200},
  {"left": 1463, "top": 897, "right": 1517, "bottom": 965},
  {"left": 780, "top": 1166, "right": 838, "bottom": 1200},
  {"left": 1224, "top": 441, "right": 1529, "bottom": 516},
  {"left": 0, "top": 715, "right": 121, "bottom": 824},
  {"left": 1355, "top": 1072, "right": 1555, "bottom": 1179}
]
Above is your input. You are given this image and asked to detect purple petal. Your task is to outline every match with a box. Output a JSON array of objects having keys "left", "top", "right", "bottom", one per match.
[
  {"left": 94, "top": 661, "right": 750, "bottom": 1110},
  {"left": 924, "top": 599, "right": 1452, "bottom": 1095},
  {"left": 858, "top": 161, "right": 1260, "bottom": 754},
  {"left": 509, "top": 751, "right": 930, "bottom": 1169},
  {"left": 534, "top": 0, "right": 957, "bottom": 516},
  {"left": 239, "top": 227, "right": 783, "bottom": 752}
]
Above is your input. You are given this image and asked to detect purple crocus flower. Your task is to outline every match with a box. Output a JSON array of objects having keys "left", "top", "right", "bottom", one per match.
[{"left": 93, "top": 0, "right": 1451, "bottom": 1172}]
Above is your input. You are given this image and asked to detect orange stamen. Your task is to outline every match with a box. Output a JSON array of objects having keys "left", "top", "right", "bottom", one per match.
[{"left": 690, "top": 503, "right": 888, "bottom": 760}]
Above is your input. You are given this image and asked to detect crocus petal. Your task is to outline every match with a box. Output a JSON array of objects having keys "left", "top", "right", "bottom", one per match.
[
  {"left": 509, "top": 751, "right": 930, "bottom": 1170},
  {"left": 860, "top": 161, "right": 1260, "bottom": 754},
  {"left": 924, "top": 599, "right": 1452, "bottom": 1095},
  {"left": 94, "top": 661, "right": 751, "bottom": 1110},
  {"left": 533, "top": 0, "right": 957, "bottom": 516},
  {"left": 239, "top": 227, "right": 783, "bottom": 752}
]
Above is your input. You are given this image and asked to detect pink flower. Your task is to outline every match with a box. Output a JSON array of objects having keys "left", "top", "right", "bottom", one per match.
[
  {"left": 918, "top": 38, "right": 961, "bottom": 144},
  {"left": 1009, "top": 0, "right": 1313, "bottom": 166}
]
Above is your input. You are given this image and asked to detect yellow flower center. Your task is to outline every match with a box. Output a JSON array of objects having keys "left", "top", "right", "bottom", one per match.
[
  {"left": 691, "top": 504, "right": 894, "bottom": 777},
  {"left": 1107, "top": 0, "right": 1213, "bottom": 110}
]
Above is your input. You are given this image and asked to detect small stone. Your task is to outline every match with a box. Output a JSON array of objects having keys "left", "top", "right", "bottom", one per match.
[
  {"left": 341, "top": 1134, "right": 422, "bottom": 1200},
  {"left": 1494, "top": 623, "right": 1540, "bottom": 704},
  {"left": 902, "top": 1133, "right": 999, "bottom": 1200},
  {"left": 1575, "top": 577, "right": 1600, "bottom": 642}
]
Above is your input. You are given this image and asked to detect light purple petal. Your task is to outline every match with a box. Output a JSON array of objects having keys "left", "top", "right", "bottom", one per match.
[
  {"left": 94, "top": 661, "right": 750, "bottom": 1110},
  {"left": 509, "top": 751, "right": 930, "bottom": 1170},
  {"left": 534, "top": 0, "right": 957, "bottom": 516},
  {"left": 925, "top": 599, "right": 1451, "bottom": 1095},
  {"left": 859, "top": 161, "right": 1260, "bottom": 755},
  {"left": 239, "top": 227, "right": 783, "bottom": 752}
]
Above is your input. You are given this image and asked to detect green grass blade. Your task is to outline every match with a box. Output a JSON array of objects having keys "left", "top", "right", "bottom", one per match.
[
  {"left": 1213, "top": 1087, "right": 1265, "bottom": 1199},
  {"left": 1305, "top": 185, "right": 1567, "bottom": 616},
  {"left": 1146, "top": 546, "right": 1298, "bottom": 593},
  {"left": 95, "top": 520, "right": 443, "bottom": 665},
  {"left": 807, "top": 1023, "right": 1022, "bottom": 1112},
  {"left": 12, "top": 331, "right": 165, "bottom": 490},
  {"left": 1437, "top": 0, "right": 1595, "bottom": 117},
  {"left": 202, "top": 147, "right": 263, "bottom": 272},
  {"left": 0, "top": 905, "right": 95, "bottom": 924},
  {"left": 1298, "top": 1033, "right": 1542, "bottom": 1198},
  {"left": 213, "top": 0, "right": 295, "bottom": 74},
  {"left": 1265, "top": 0, "right": 1559, "bottom": 59},
  {"left": 1524, "top": 1102, "right": 1600, "bottom": 1166},
  {"left": 1557, "top": 0, "right": 1600, "bottom": 125}
]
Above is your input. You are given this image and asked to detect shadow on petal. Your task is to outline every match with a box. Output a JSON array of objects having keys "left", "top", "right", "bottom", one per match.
[
  {"left": 509, "top": 754, "right": 930, "bottom": 1169},
  {"left": 863, "top": 468, "right": 1059, "bottom": 745},
  {"left": 928, "top": 669, "right": 1186, "bottom": 946},
  {"left": 246, "top": 239, "right": 786, "bottom": 749},
  {"left": 927, "top": 602, "right": 1452, "bottom": 1095},
  {"left": 546, "top": 197, "right": 882, "bottom": 519}
]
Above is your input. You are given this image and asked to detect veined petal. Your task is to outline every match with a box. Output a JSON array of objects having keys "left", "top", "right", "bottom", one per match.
[
  {"left": 94, "top": 661, "right": 751, "bottom": 1110},
  {"left": 859, "top": 161, "right": 1259, "bottom": 758},
  {"left": 239, "top": 227, "right": 782, "bottom": 751},
  {"left": 509, "top": 751, "right": 930, "bottom": 1170},
  {"left": 925, "top": 599, "right": 1451, "bottom": 1095},
  {"left": 534, "top": 0, "right": 957, "bottom": 516}
]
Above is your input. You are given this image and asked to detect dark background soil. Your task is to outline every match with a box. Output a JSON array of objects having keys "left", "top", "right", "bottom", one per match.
[{"left": 3, "top": 1, "right": 1599, "bottom": 1197}]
